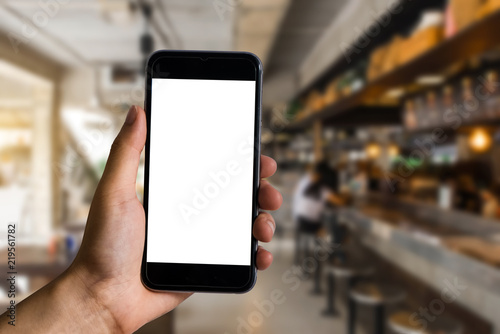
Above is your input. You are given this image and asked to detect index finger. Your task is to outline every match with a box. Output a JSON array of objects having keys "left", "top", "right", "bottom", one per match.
[{"left": 260, "top": 155, "right": 277, "bottom": 178}]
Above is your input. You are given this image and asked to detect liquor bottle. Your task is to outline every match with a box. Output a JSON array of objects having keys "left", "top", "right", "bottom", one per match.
[
  {"left": 427, "top": 91, "right": 439, "bottom": 126},
  {"left": 415, "top": 95, "right": 427, "bottom": 129},
  {"left": 483, "top": 70, "right": 500, "bottom": 119},
  {"left": 404, "top": 99, "right": 417, "bottom": 130},
  {"left": 461, "top": 77, "right": 479, "bottom": 121},
  {"left": 440, "top": 85, "right": 455, "bottom": 125}
]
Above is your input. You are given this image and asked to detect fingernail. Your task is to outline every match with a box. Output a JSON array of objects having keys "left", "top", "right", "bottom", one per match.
[
  {"left": 266, "top": 220, "right": 275, "bottom": 234},
  {"left": 125, "top": 106, "right": 138, "bottom": 125}
]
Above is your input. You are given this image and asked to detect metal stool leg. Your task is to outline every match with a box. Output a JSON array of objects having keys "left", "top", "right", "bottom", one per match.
[
  {"left": 294, "top": 231, "right": 302, "bottom": 265},
  {"left": 322, "top": 271, "right": 339, "bottom": 316},
  {"left": 310, "top": 261, "right": 322, "bottom": 294},
  {"left": 310, "top": 239, "right": 322, "bottom": 295},
  {"left": 348, "top": 297, "right": 356, "bottom": 334},
  {"left": 374, "top": 305, "right": 385, "bottom": 334},
  {"left": 344, "top": 276, "right": 357, "bottom": 305}
]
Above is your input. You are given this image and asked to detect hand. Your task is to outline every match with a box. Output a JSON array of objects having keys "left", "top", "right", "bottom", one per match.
[{"left": 1, "top": 105, "right": 282, "bottom": 334}]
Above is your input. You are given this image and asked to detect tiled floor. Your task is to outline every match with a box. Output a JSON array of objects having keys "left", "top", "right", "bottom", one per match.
[{"left": 175, "top": 238, "right": 347, "bottom": 334}]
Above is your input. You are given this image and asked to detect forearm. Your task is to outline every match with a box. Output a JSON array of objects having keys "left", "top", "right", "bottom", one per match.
[
  {"left": 0, "top": 269, "right": 117, "bottom": 333},
  {"left": 328, "top": 193, "right": 345, "bottom": 206}
]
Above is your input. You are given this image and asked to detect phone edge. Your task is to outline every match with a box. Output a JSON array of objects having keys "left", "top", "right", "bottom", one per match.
[{"left": 140, "top": 50, "right": 263, "bottom": 294}]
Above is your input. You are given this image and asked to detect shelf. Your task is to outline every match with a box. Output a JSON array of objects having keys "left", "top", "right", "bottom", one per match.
[
  {"left": 286, "top": 10, "right": 500, "bottom": 131},
  {"left": 403, "top": 118, "right": 500, "bottom": 136}
]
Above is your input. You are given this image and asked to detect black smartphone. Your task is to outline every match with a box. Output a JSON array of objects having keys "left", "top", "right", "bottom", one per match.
[{"left": 141, "top": 50, "right": 262, "bottom": 293}]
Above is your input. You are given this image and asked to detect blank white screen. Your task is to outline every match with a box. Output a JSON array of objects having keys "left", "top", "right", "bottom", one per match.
[{"left": 147, "top": 78, "right": 256, "bottom": 266}]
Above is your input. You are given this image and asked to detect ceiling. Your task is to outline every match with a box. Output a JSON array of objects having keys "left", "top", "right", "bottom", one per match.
[
  {"left": 0, "top": 0, "right": 355, "bottom": 108},
  {"left": 0, "top": 0, "right": 288, "bottom": 67},
  {"left": 265, "top": 0, "right": 347, "bottom": 77},
  {"left": 261, "top": 0, "right": 348, "bottom": 107},
  {"left": 0, "top": 0, "right": 232, "bottom": 66},
  {"left": 233, "top": 0, "right": 290, "bottom": 66}
]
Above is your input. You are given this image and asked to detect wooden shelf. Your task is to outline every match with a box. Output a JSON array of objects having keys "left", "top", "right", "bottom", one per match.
[{"left": 286, "top": 10, "right": 500, "bottom": 131}]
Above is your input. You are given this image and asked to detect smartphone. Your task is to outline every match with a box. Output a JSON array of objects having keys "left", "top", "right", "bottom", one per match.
[{"left": 141, "top": 50, "right": 262, "bottom": 293}]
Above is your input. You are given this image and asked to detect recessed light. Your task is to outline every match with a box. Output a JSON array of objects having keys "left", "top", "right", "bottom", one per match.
[
  {"left": 416, "top": 75, "right": 445, "bottom": 86},
  {"left": 385, "top": 88, "right": 405, "bottom": 98}
]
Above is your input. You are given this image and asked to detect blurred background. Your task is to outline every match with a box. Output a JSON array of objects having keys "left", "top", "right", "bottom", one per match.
[{"left": 2, "top": 0, "right": 500, "bottom": 333}]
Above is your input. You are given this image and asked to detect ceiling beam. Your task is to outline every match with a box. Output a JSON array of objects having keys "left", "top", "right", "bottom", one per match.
[{"left": 1, "top": 3, "right": 88, "bottom": 65}]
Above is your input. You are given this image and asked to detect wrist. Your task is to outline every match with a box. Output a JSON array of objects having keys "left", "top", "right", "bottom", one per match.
[
  {"left": 61, "top": 266, "right": 120, "bottom": 333},
  {"left": 0, "top": 267, "right": 120, "bottom": 334}
]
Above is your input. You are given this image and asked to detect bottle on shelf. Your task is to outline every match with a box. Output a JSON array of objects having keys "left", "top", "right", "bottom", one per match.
[
  {"left": 404, "top": 99, "right": 418, "bottom": 130},
  {"left": 461, "top": 76, "right": 480, "bottom": 121},
  {"left": 440, "top": 84, "right": 455, "bottom": 125},
  {"left": 483, "top": 69, "right": 500, "bottom": 119},
  {"left": 427, "top": 90, "right": 440, "bottom": 127},
  {"left": 414, "top": 95, "right": 427, "bottom": 129}
]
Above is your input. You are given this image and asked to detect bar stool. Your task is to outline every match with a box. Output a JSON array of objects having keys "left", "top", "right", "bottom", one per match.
[
  {"left": 322, "top": 258, "right": 373, "bottom": 316},
  {"left": 311, "top": 208, "right": 348, "bottom": 296},
  {"left": 348, "top": 283, "right": 406, "bottom": 334},
  {"left": 310, "top": 208, "right": 346, "bottom": 295},
  {"left": 310, "top": 230, "right": 328, "bottom": 295},
  {"left": 322, "top": 207, "right": 347, "bottom": 261},
  {"left": 388, "top": 311, "right": 463, "bottom": 334}
]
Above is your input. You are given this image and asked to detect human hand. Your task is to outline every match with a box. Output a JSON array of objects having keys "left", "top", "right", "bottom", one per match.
[{"left": 1, "top": 105, "right": 282, "bottom": 333}]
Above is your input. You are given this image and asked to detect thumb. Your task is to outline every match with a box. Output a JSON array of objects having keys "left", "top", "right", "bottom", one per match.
[{"left": 97, "top": 105, "right": 147, "bottom": 199}]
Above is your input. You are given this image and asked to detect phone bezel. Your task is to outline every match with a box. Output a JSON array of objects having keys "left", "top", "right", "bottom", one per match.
[{"left": 141, "top": 50, "right": 262, "bottom": 293}]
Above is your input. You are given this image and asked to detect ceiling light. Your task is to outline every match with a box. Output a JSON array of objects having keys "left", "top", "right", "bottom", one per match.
[
  {"left": 388, "top": 144, "right": 400, "bottom": 157},
  {"left": 416, "top": 75, "right": 445, "bottom": 86},
  {"left": 366, "top": 142, "right": 381, "bottom": 159},
  {"left": 385, "top": 88, "right": 405, "bottom": 98},
  {"left": 99, "top": 0, "right": 136, "bottom": 25},
  {"left": 469, "top": 128, "right": 492, "bottom": 152}
]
